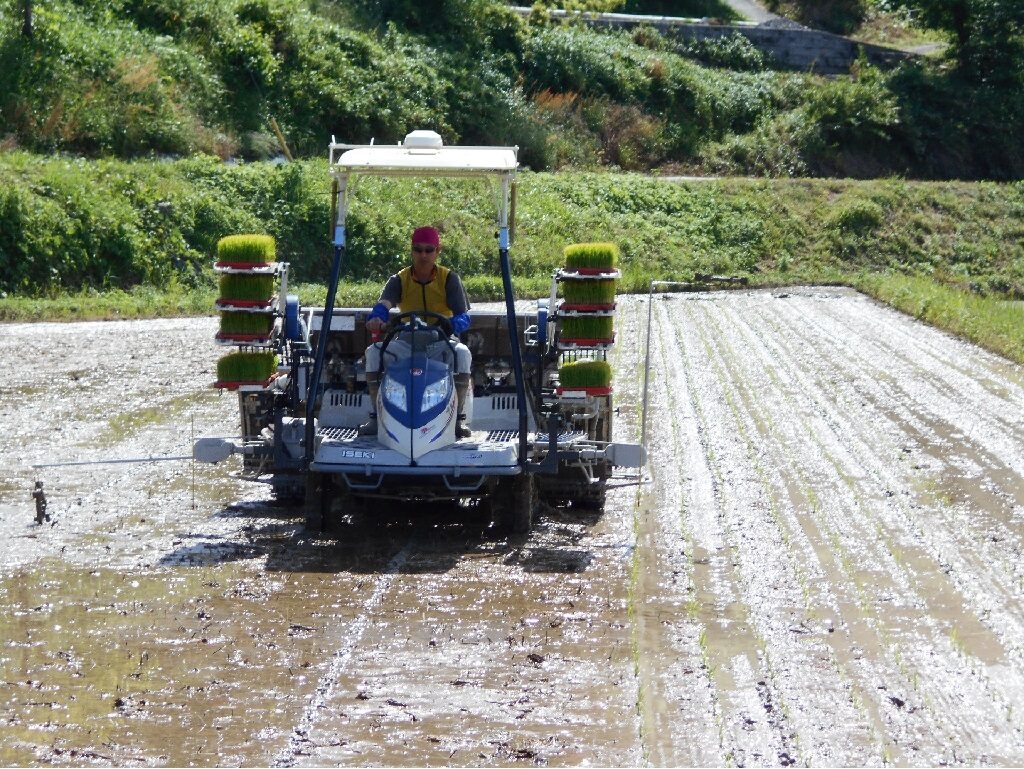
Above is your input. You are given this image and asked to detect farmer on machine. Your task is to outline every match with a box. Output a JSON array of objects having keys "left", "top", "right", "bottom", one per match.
[{"left": 362, "top": 226, "right": 473, "bottom": 438}]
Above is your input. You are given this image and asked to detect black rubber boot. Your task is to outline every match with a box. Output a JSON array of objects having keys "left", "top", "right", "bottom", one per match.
[
  {"left": 455, "top": 373, "right": 472, "bottom": 439},
  {"left": 359, "top": 373, "right": 380, "bottom": 436}
]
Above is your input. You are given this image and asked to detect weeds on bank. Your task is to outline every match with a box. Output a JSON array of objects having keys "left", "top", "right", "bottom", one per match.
[{"left": 855, "top": 272, "right": 1024, "bottom": 365}]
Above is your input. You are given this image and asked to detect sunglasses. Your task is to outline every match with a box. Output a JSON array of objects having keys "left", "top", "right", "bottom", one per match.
[{"left": 412, "top": 245, "right": 437, "bottom": 254}]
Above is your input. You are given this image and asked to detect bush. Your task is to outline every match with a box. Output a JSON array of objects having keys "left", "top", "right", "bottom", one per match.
[
  {"left": 0, "top": 1, "right": 216, "bottom": 155},
  {"left": 676, "top": 33, "right": 771, "bottom": 71},
  {"left": 826, "top": 199, "right": 884, "bottom": 235},
  {"left": 805, "top": 66, "right": 899, "bottom": 148}
]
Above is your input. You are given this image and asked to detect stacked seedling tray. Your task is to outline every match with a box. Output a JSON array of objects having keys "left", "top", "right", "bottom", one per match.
[
  {"left": 555, "top": 243, "right": 619, "bottom": 396},
  {"left": 213, "top": 234, "right": 284, "bottom": 389}
]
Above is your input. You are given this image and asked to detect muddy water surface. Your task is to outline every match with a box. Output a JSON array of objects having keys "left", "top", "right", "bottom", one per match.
[{"left": 3, "top": 290, "right": 1024, "bottom": 765}]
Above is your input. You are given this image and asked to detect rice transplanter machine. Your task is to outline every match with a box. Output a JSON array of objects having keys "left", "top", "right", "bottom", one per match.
[{"left": 194, "top": 131, "right": 645, "bottom": 532}]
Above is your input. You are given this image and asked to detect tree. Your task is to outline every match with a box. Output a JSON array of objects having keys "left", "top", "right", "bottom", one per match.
[
  {"left": 22, "top": 0, "right": 32, "bottom": 38},
  {"left": 895, "top": 0, "right": 1024, "bottom": 81}
]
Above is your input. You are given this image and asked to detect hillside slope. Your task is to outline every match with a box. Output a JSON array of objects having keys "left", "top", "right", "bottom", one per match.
[{"left": 0, "top": 0, "right": 1020, "bottom": 178}]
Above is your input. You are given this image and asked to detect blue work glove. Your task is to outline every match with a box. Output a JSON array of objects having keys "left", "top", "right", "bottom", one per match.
[
  {"left": 368, "top": 302, "right": 390, "bottom": 325},
  {"left": 450, "top": 312, "right": 470, "bottom": 335}
]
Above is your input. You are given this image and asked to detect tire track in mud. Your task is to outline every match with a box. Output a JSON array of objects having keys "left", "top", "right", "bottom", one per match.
[
  {"left": 284, "top": 503, "right": 642, "bottom": 766},
  {"left": 273, "top": 540, "right": 413, "bottom": 767}
]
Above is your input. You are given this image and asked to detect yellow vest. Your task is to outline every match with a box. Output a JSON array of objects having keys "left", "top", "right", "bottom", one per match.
[{"left": 397, "top": 265, "right": 453, "bottom": 318}]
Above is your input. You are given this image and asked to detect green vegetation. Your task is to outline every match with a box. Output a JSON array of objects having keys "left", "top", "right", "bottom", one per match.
[
  {"left": 620, "top": 0, "right": 738, "bottom": 19},
  {"left": 854, "top": 272, "right": 1024, "bottom": 363},
  {"left": 558, "top": 358, "right": 613, "bottom": 388},
  {"left": 895, "top": 0, "right": 1024, "bottom": 82},
  {"left": 564, "top": 242, "right": 620, "bottom": 270},
  {"left": 218, "top": 274, "right": 276, "bottom": 301},
  {"left": 219, "top": 311, "right": 272, "bottom": 335},
  {"left": 4, "top": 156, "right": 1022, "bottom": 365},
  {"left": 0, "top": 0, "right": 1019, "bottom": 178},
  {"left": 217, "top": 234, "right": 275, "bottom": 263},
  {"left": 563, "top": 279, "right": 618, "bottom": 305},
  {"left": 0, "top": 284, "right": 217, "bottom": 321},
  {"left": 561, "top": 315, "right": 615, "bottom": 340},
  {"left": 2, "top": 154, "right": 1023, "bottom": 301},
  {"left": 216, "top": 350, "right": 278, "bottom": 382}
]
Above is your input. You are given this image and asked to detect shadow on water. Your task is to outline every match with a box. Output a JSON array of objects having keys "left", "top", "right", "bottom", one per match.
[{"left": 158, "top": 494, "right": 608, "bottom": 575}]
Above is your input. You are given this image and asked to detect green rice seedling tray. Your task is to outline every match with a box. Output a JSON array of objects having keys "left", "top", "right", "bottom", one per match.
[
  {"left": 215, "top": 351, "right": 279, "bottom": 389},
  {"left": 220, "top": 312, "right": 273, "bottom": 335},
  {"left": 563, "top": 242, "right": 619, "bottom": 270},
  {"left": 559, "top": 315, "right": 614, "bottom": 340},
  {"left": 558, "top": 359, "right": 612, "bottom": 388},
  {"left": 216, "top": 311, "right": 273, "bottom": 343},
  {"left": 216, "top": 234, "right": 276, "bottom": 267},
  {"left": 561, "top": 279, "right": 617, "bottom": 310},
  {"left": 219, "top": 274, "right": 276, "bottom": 303}
]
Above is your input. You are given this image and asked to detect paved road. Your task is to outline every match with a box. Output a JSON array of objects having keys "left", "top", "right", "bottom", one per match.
[{"left": 723, "top": 0, "right": 780, "bottom": 23}]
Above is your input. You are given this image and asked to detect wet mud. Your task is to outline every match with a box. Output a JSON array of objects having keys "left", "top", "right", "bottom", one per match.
[{"left": 3, "top": 289, "right": 1024, "bottom": 765}]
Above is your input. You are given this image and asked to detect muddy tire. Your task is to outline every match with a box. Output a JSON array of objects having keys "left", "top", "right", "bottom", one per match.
[
  {"left": 484, "top": 479, "right": 511, "bottom": 532},
  {"left": 271, "top": 475, "right": 305, "bottom": 505},
  {"left": 304, "top": 474, "right": 331, "bottom": 533},
  {"left": 512, "top": 473, "right": 537, "bottom": 534},
  {"left": 486, "top": 474, "right": 536, "bottom": 534},
  {"left": 575, "top": 480, "right": 607, "bottom": 511}
]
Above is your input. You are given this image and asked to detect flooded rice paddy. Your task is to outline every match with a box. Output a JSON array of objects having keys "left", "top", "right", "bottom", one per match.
[{"left": 3, "top": 287, "right": 1024, "bottom": 765}]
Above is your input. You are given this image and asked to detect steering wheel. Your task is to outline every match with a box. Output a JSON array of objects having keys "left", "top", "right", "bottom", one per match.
[
  {"left": 392, "top": 309, "right": 455, "bottom": 338},
  {"left": 379, "top": 310, "right": 457, "bottom": 362}
]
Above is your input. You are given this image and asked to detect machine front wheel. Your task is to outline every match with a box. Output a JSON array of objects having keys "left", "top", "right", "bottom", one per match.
[
  {"left": 486, "top": 474, "right": 537, "bottom": 535},
  {"left": 512, "top": 473, "right": 537, "bottom": 534},
  {"left": 304, "top": 474, "right": 331, "bottom": 533}
]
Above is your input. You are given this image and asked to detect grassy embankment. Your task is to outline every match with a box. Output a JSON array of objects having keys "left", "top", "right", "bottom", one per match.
[{"left": 2, "top": 155, "right": 1023, "bottom": 362}]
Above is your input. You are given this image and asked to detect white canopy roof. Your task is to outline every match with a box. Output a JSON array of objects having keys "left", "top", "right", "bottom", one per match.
[{"left": 329, "top": 132, "right": 517, "bottom": 178}]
